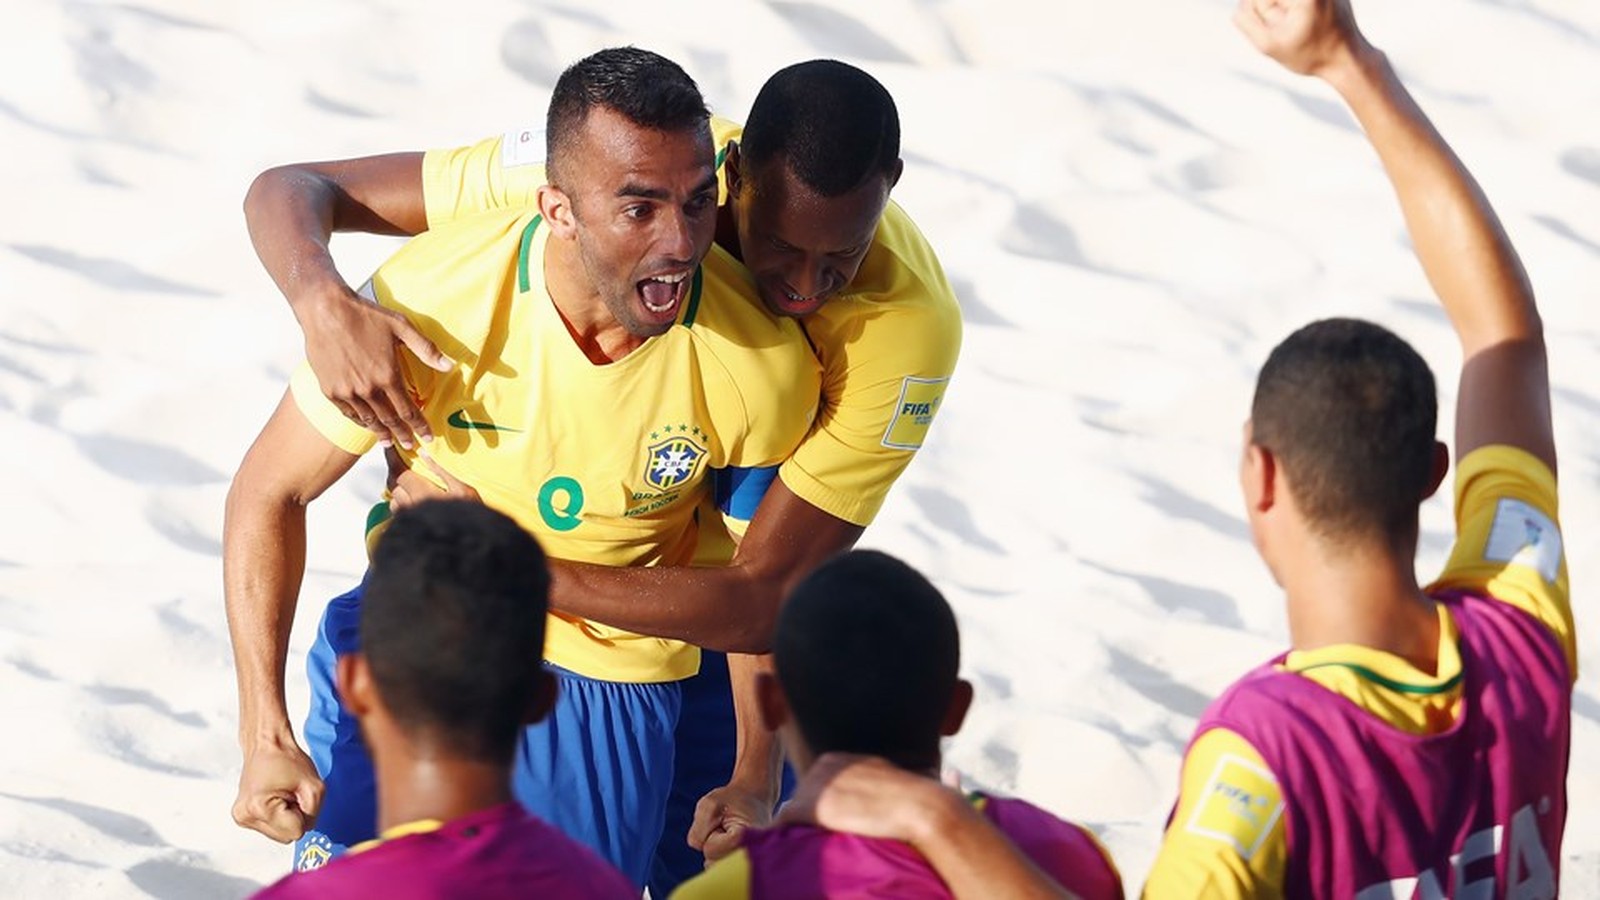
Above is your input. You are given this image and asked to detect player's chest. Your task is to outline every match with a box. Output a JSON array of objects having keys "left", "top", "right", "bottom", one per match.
[{"left": 428, "top": 341, "right": 723, "bottom": 529}]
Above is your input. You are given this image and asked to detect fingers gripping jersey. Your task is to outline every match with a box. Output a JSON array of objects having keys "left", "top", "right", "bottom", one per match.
[
  {"left": 291, "top": 209, "right": 819, "bottom": 682},
  {"left": 421, "top": 117, "right": 962, "bottom": 528}
]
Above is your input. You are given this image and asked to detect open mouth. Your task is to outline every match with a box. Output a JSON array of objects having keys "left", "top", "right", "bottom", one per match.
[
  {"left": 769, "top": 283, "right": 828, "bottom": 316},
  {"left": 638, "top": 270, "right": 690, "bottom": 319}
]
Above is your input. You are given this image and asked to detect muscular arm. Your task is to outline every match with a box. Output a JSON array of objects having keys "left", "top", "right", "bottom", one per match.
[
  {"left": 1244, "top": 0, "right": 1553, "bottom": 472},
  {"left": 223, "top": 391, "right": 360, "bottom": 839},
  {"left": 1330, "top": 49, "right": 1552, "bottom": 471},
  {"left": 549, "top": 477, "right": 864, "bottom": 653},
  {"left": 243, "top": 153, "right": 449, "bottom": 447}
]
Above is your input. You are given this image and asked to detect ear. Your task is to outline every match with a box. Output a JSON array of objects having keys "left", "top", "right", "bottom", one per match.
[
  {"left": 336, "top": 653, "right": 375, "bottom": 718},
  {"left": 523, "top": 668, "right": 558, "bottom": 726},
  {"left": 886, "top": 157, "right": 904, "bottom": 191},
  {"left": 538, "top": 183, "right": 577, "bottom": 238},
  {"left": 939, "top": 678, "right": 974, "bottom": 738},
  {"left": 755, "top": 671, "right": 789, "bottom": 733},
  {"left": 723, "top": 140, "right": 743, "bottom": 197},
  {"left": 1241, "top": 422, "right": 1277, "bottom": 515},
  {"left": 1423, "top": 440, "right": 1450, "bottom": 500}
]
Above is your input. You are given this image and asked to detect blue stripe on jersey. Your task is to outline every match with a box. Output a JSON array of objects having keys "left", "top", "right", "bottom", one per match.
[{"left": 714, "top": 465, "right": 779, "bottom": 522}]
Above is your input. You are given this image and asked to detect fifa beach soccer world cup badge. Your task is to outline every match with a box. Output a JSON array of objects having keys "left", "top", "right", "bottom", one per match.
[{"left": 644, "top": 425, "right": 707, "bottom": 492}]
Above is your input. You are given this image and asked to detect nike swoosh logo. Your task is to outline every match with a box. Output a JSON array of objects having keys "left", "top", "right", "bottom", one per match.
[{"left": 447, "top": 409, "right": 522, "bottom": 433}]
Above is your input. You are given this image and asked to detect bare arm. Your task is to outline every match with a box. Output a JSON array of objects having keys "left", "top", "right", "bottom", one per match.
[
  {"left": 776, "top": 755, "right": 1075, "bottom": 900},
  {"left": 549, "top": 478, "right": 864, "bottom": 653},
  {"left": 243, "top": 153, "right": 450, "bottom": 449},
  {"left": 1238, "top": 0, "right": 1553, "bottom": 472},
  {"left": 223, "top": 391, "right": 360, "bottom": 841},
  {"left": 689, "top": 652, "right": 785, "bottom": 862}
]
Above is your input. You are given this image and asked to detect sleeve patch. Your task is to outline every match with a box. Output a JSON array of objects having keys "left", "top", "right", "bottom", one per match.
[
  {"left": 880, "top": 376, "right": 949, "bottom": 450},
  {"left": 499, "top": 127, "right": 545, "bottom": 169},
  {"left": 1483, "top": 498, "right": 1562, "bottom": 584},
  {"left": 1184, "top": 754, "right": 1284, "bottom": 861}
]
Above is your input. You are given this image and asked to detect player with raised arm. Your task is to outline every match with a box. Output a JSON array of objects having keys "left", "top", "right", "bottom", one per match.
[
  {"left": 244, "top": 59, "right": 961, "bottom": 895},
  {"left": 225, "top": 48, "right": 818, "bottom": 888},
  {"left": 251, "top": 501, "right": 634, "bottom": 899},
  {"left": 671, "top": 551, "right": 1122, "bottom": 900},
  {"left": 1144, "top": 0, "right": 1571, "bottom": 895}
]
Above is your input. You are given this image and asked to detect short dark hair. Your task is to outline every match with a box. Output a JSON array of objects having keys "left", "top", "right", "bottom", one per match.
[
  {"left": 362, "top": 501, "right": 550, "bottom": 764},
  {"left": 1251, "top": 318, "right": 1438, "bottom": 542},
  {"left": 545, "top": 46, "right": 709, "bottom": 187},
  {"left": 740, "top": 59, "right": 900, "bottom": 197},
  {"left": 774, "top": 550, "right": 959, "bottom": 771}
]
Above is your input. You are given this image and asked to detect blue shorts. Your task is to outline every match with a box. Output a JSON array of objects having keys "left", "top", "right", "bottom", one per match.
[
  {"left": 295, "top": 583, "right": 682, "bottom": 888},
  {"left": 648, "top": 650, "right": 796, "bottom": 898}
]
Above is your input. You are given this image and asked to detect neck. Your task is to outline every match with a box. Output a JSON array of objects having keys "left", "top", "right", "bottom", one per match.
[
  {"left": 1280, "top": 527, "right": 1441, "bottom": 672},
  {"left": 543, "top": 234, "right": 644, "bottom": 363},
  {"left": 371, "top": 738, "right": 514, "bottom": 834},
  {"left": 714, "top": 201, "right": 743, "bottom": 263}
]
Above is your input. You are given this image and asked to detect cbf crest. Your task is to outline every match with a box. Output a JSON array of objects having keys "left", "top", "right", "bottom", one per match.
[{"left": 644, "top": 425, "right": 708, "bottom": 491}]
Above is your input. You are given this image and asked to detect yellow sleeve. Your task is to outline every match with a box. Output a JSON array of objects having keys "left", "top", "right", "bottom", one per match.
[
  {"left": 289, "top": 362, "right": 379, "bottom": 456},
  {"left": 1143, "top": 729, "right": 1287, "bottom": 900},
  {"left": 669, "top": 848, "right": 752, "bottom": 899},
  {"left": 776, "top": 206, "right": 962, "bottom": 526},
  {"left": 420, "top": 130, "right": 547, "bottom": 228},
  {"left": 1426, "top": 445, "right": 1574, "bottom": 676}
]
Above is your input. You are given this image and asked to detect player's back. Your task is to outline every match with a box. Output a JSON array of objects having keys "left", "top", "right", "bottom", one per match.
[
  {"left": 253, "top": 803, "right": 635, "bottom": 899},
  {"left": 1196, "top": 592, "right": 1568, "bottom": 898},
  {"left": 677, "top": 794, "right": 1121, "bottom": 899}
]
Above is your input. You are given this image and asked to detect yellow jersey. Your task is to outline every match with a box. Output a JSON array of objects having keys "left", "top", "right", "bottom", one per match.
[
  {"left": 292, "top": 207, "right": 819, "bottom": 682},
  {"left": 421, "top": 117, "right": 961, "bottom": 528},
  {"left": 1143, "top": 445, "right": 1572, "bottom": 898}
]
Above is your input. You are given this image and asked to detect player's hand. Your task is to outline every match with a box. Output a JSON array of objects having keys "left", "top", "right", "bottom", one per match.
[
  {"left": 775, "top": 753, "right": 953, "bottom": 843},
  {"left": 300, "top": 283, "right": 452, "bottom": 451},
  {"left": 689, "top": 782, "right": 775, "bottom": 863},
  {"left": 389, "top": 453, "right": 481, "bottom": 512},
  {"left": 1233, "top": 0, "right": 1366, "bottom": 78},
  {"left": 233, "top": 740, "right": 324, "bottom": 843}
]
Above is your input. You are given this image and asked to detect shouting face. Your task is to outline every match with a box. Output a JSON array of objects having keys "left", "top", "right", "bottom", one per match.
[{"left": 548, "top": 106, "right": 719, "bottom": 338}]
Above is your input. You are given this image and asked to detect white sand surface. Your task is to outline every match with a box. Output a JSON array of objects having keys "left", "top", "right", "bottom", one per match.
[{"left": 2, "top": 1, "right": 1596, "bottom": 895}]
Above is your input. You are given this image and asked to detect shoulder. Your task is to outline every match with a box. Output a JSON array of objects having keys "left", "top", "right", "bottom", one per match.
[
  {"left": 981, "top": 797, "right": 1122, "bottom": 895},
  {"left": 370, "top": 208, "right": 538, "bottom": 314},
  {"left": 810, "top": 201, "right": 962, "bottom": 372},
  {"left": 685, "top": 249, "right": 820, "bottom": 394}
]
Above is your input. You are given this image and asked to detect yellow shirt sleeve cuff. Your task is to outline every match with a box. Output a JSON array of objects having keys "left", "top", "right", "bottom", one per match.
[{"left": 289, "top": 362, "right": 379, "bottom": 456}]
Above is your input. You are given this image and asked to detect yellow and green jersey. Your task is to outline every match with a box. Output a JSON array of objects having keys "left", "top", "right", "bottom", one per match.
[
  {"left": 292, "top": 207, "right": 819, "bottom": 683},
  {"left": 421, "top": 117, "right": 961, "bottom": 530}
]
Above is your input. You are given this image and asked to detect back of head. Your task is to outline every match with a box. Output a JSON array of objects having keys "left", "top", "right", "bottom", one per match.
[
  {"left": 1251, "top": 317, "right": 1438, "bottom": 543},
  {"left": 545, "top": 46, "right": 709, "bottom": 187},
  {"left": 774, "top": 550, "right": 959, "bottom": 771},
  {"left": 741, "top": 59, "right": 900, "bottom": 196},
  {"left": 362, "top": 501, "right": 550, "bottom": 764}
]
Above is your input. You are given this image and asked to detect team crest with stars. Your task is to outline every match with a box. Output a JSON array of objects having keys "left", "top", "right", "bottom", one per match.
[{"left": 644, "top": 424, "right": 707, "bottom": 491}]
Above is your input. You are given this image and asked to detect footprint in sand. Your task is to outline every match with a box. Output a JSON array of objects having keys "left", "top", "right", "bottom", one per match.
[
  {"left": 768, "top": 3, "right": 914, "bottom": 64},
  {"left": 127, "top": 858, "right": 262, "bottom": 899},
  {"left": 947, "top": 275, "right": 1016, "bottom": 329},
  {"left": 75, "top": 434, "right": 225, "bottom": 486},
  {"left": 1531, "top": 214, "right": 1600, "bottom": 258},
  {"left": 8, "top": 244, "right": 217, "bottom": 298},
  {"left": 0, "top": 793, "right": 163, "bottom": 847},
  {"left": 1560, "top": 147, "right": 1600, "bottom": 188}
]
